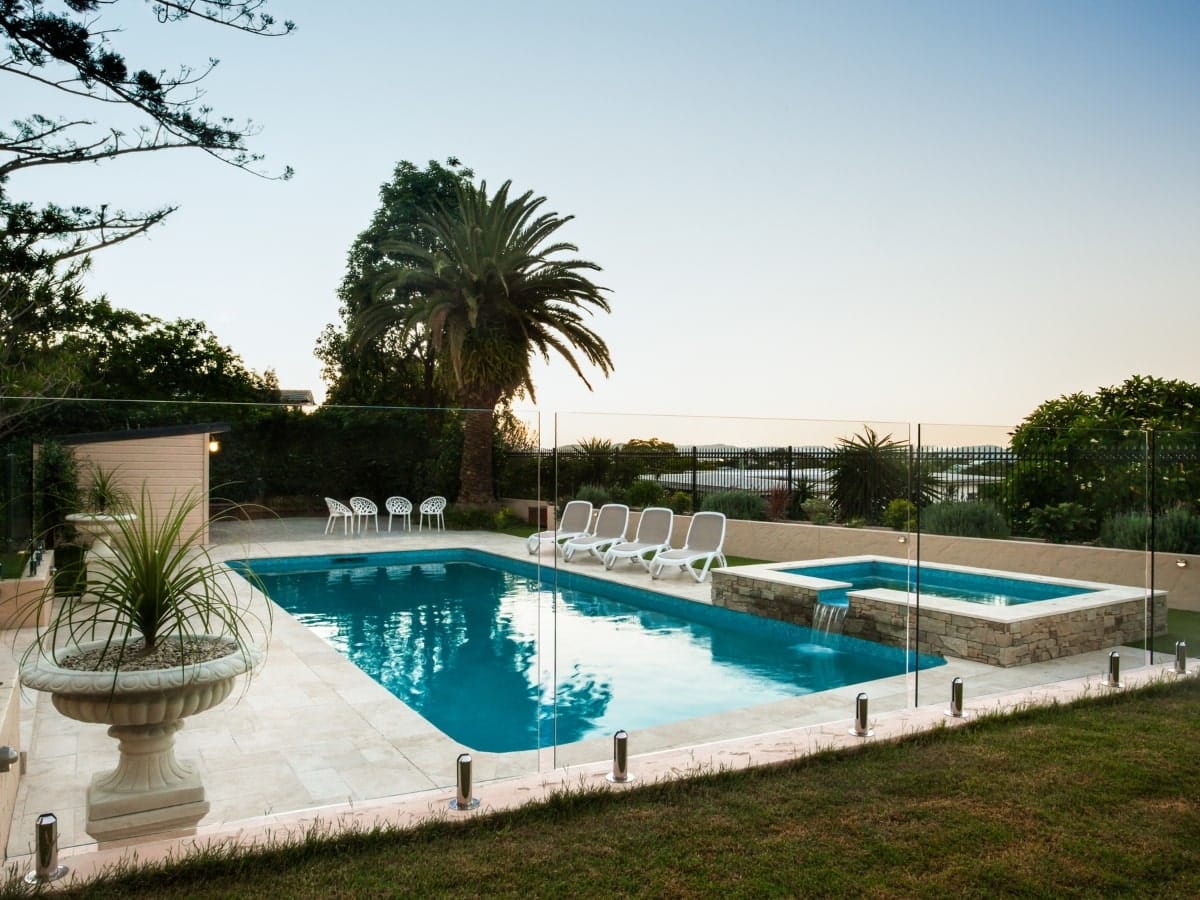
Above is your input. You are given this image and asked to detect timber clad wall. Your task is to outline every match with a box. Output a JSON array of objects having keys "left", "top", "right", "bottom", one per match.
[{"left": 70, "top": 433, "right": 211, "bottom": 544}]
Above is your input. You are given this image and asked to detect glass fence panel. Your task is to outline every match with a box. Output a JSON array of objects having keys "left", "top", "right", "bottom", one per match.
[
  {"left": 1146, "top": 429, "right": 1197, "bottom": 670},
  {"left": 0, "top": 397, "right": 547, "bottom": 857},
  {"left": 545, "top": 413, "right": 918, "bottom": 771}
]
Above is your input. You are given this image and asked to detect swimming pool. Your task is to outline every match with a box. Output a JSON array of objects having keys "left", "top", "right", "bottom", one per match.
[
  {"left": 712, "top": 556, "right": 1161, "bottom": 667},
  {"left": 230, "top": 550, "right": 943, "bottom": 753},
  {"left": 779, "top": 558, "right": 1099, "bottom": 607}
]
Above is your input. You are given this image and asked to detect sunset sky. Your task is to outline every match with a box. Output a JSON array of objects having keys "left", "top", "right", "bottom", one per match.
[{"left": 12, "top": 1, "right": 1198, "bottom": 443}]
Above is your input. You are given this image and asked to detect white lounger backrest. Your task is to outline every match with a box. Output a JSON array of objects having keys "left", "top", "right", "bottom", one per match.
[
  {"left": 558, "top": 500, "right": 593, "bottom": 534},
  {"left": 633, "top": 507, "right": 673, "bottom": 545},
  {"left": 684, "top": 511, "right": 726, "bottom": 552},
  {"left": 591, "top": 503, "right": 629, "bottom": 539}
]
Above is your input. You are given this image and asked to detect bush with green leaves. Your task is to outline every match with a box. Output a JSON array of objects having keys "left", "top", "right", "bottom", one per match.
[
  {"left": 574, "top": 484, "right": 612, "bottom": 507},
  {"left": 33, "top": 440, "right": 80, "bottom": 548},
  {"left": 801, "top": 498, "right": 835, "bottom": 525},
  {"left": 1028, "top": 502, "right": 1093, "bottom": 544},
  {"left": 883, "top": 498, "right": 917, "bottom": 531},
  {"left": 920, "top": 501, "right": 1009, "bottom": 539},
  {"left": 700, "top": 490, "right": 766, "bottom": 521},
  {"left": 667, "top": 491, "right": 693, "bottom": 515},
  {"left": 625, "top": 479, "right": 664, "bottom": 509},
  {"left": 1099, "top": 507, "right": 1200, "bottom": 554}
]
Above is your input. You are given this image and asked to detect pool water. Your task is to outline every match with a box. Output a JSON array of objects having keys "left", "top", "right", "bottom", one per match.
[
  {"left": 780, "top": 559, "right": 1095, "bottom": 607},
  {"left": 231, "top": 551, "right": 942, "bottom": 753}
]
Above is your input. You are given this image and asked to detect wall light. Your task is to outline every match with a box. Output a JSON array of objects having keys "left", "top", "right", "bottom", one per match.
[
  {"left": 1177, "top": 559, "right": 1188, "bottom": 569},
  {"left": 897, "top": 536, "right": 907, "bottom": 544},
  {"left": 208, "top": 437, "right": 221, "bottom": 454}
]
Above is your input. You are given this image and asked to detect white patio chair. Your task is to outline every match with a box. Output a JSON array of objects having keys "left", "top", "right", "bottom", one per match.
[
  {"left": 419, "top": 495, "right": 447, "bottom": 531},
  {"left": 324, "top": 497, "right": 353, "bottom": 535},
  {"left": 349, "top": 496, "right": 379, "bottom": 533},
  {"left": 526, "top": 500, "right": 593, "bottom": 555},
  {"left": 603, "top": 506, "right": 674, "bottom": 570},
  {"left": 649, "top": 511, "right": 728, "bottom": 582},
  {"left": 561, "top": 503, "right": 629, "bottom": 563},
  {"left": 385, "top": 496, "right": 413, "bottom": 532}
]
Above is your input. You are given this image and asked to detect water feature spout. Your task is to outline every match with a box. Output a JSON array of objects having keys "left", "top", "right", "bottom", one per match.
[{"left": 812, "top": 600, "right": 848, "bottom": 635}]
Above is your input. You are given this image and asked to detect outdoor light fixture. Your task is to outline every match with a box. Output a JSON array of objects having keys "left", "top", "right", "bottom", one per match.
[
  {"left": 208, "top": 437, "right": 221, "bottom": 454},
  {"left": 1177, "top": 559, "right": 1188, "bottom": 568},
  {"left": 897, "top": 536, "right": 907, "bottom": 544}
]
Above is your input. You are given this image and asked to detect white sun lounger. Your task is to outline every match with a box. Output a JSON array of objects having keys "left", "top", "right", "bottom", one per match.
[
  {"left": 526, "top": 500, "right": 593, "bottom": 555},
  {"left": 562, "top": 503, "right": 629, "bottom": 563},
  {"left": 603, "top": 506, "right": 674, "bottom": 570},
  {"left": 649, "top": 511, "right": 728, "bottom": 582}
]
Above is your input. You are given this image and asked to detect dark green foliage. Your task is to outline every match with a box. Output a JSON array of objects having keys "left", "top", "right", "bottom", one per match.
[
  {"left": 625, "top": 478, "right": 664, "bottom": 509},
  {"left": 1028, "top": 502, "right": 1094, "bottom": 544},
  {"left": 444, "top": 506, "right": 497, "bottom": 530},
  {"left": 574, "top": 484, "right": 612, "bottom": 507},
  {"left": 920, "top": 501, "right": 1010, "bottom": 539},
  {"left": 828, "top": 427, "right": 912, "bottom": 525},
  {"left": 801, "top": 498, "right": 835, "bottom": 524},
  {"left": 884, "top": 498, "right": 917, "bottom": 531},
  {"left": 667, "top": 491, "right": 693, "bottom": 515},
  {"left": 32, "top": 439, "right": 78, "bottom": 547},
  {"left": 700, "top": 490, "right": 766, "bottom": 521},
  {"left": 1007, "top": 376, "right": 1200, "bottom": 537},
  {"left": 1099, "top": 506, "right": 1200, "bottom": 554},
  {"left": 317, "top": 158, "right": 474, "bottom": 408}
]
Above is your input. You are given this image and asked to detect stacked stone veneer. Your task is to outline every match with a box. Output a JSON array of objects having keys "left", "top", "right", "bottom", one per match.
[{"left": 712, "top": 569, "right": 1168, "bottom": 667}]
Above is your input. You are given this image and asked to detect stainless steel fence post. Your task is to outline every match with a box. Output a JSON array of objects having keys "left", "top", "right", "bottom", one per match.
[
  {"left": 849, "top": 692, "right": 873, "bottom": 737},
  {"left": 606, "top": 729, "right": 635, "bottom": 784},
  {"left": 1175, "top": 640, "right": 1188, "bottom": 675},
  {"left": 450, "top": 752, "right": 479, "bottom": 810},
  {"left": 945, "top": 676, "right": 966, "bottom": 719},
  {"left": 24, "top": 813, "right": 68, "bottom": 885},
  {"left": 1105, "top": 650, "right": 1122, "bottom": 688}
]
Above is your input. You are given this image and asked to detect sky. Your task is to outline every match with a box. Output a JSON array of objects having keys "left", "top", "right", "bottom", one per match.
[{"left": 10, "top": 1, "right": 1200, "bottom": 445}]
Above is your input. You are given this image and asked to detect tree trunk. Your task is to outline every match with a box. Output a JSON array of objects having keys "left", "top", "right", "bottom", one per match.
[{"left": 458, "top": 394, "right": 500, "bottom": 506}]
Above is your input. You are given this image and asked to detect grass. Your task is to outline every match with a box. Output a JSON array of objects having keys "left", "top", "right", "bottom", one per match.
[
  {"left": 1135, "top": 607, "right": 1200, "bottom": 655},
  {"left": 16, "top": 677, "right": 1200, "bottom": 898}
]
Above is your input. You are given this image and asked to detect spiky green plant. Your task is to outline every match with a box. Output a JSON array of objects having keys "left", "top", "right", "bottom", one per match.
[{"left": 21, "top": 487, "right": 268, "bottom": 675}]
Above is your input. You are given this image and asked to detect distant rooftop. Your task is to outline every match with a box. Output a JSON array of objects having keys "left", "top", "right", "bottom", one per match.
[{"left": 279, "top": 389, "right": 316, "bottom": 407}]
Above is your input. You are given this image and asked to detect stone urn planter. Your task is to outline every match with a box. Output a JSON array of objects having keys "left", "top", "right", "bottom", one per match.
[
  {"left": 64, "top": 512, "right": 137, "bottom": 556},
  {"left": 19, "top": 486, "right": 268, "bottom": 842},
  {"left": 20, "top": 639, "right": 261, "bottom": 841}
]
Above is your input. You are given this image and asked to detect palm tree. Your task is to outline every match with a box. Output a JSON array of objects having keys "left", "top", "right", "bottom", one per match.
[
  {"left": 828, "top": 427, "right": 916, "bottom": 525},
  {"left": 355, "top": 180, "right": 613, "bottom": 505}
]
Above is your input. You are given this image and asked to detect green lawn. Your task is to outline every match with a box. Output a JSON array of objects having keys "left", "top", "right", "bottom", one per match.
[{"left": 27, "top": 678, "right": 1200, "bottom": 899}]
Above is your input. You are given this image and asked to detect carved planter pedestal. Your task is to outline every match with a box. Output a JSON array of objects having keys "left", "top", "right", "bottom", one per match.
[{"left": 20, "top": 639, "right": 259, "bottom": 841}]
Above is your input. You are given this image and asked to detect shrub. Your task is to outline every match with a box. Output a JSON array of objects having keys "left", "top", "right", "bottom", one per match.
[
  {"left": 766, "top": 487, "right": 792, "bottom": 521},
  {"left": 667, "top": 491, "right": 693, "bottom": 515},
  {"left": 625, "top": 479, "right": 664, "bottom": 509},
  {"left": 920, "top": 501, "right": 1009, "bottom": 539},
  {"left": 1099, "top": 507, "right": 1200, "bottom": 554},
  {"left": 700, "top": 490, "right": 766, "bottom": 521},
  {"left": 33, "top": 440, "right": 80, "bottom": 548},
  {"left": 574, "top": 484, "right": 612, "bottom": 507},
  {"left": 800, "top": 498, "right": 834, "bottom": 525},
  {"left": 444, "top": 506, "right": 497, "bottom": 530},
  {"left": 883, "top": 499, "right": 917, "bottom": 531},
  {"left": 1028, "top": 502, "right": 1093, "bottom": 544}
]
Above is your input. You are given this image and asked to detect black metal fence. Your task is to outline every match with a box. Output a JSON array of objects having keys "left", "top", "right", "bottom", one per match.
[{"left": 498, "top": 441, "right": 1200, "bottom": 541}]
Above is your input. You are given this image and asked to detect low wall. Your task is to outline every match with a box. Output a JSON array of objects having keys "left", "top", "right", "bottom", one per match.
[{"left": 0, "top": 554, "right": 53, "bottom": 630}]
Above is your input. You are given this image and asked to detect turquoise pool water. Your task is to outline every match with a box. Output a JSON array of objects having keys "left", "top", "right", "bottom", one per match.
[
  {"left": 780, "top": 559, "right": 1096, "bottom": 607},
  {"left": 230, "top": 550, "right": 943, "bottom": 753}
]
